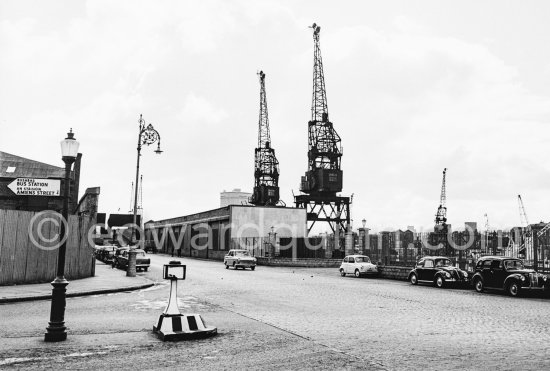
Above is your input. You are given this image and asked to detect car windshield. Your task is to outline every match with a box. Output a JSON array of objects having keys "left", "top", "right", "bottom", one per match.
[
  {"left": 435, "top": 259, "right": 452, "bottom": 267},
  {"left": 504, "top": 260, "right": 524, "bottom": 270},
  {"left": 354, "top": 256, "right": 371, "bottom": 263},
  {"left": 235, "top": 251, "right": 250, "bottom": 257}
]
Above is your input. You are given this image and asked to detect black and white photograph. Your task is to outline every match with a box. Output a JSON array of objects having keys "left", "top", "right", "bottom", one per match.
[{"left": 1, "top": 1, "right": 549, "bottom": 370}]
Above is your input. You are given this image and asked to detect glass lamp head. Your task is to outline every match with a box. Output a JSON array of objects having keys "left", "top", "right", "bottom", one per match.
[{"left": 60, "top": 129, "right": 80, "bottom": 159}]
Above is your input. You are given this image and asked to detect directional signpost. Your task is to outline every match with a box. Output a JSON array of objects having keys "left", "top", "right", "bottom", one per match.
[{"left": 7, "top": 178, "right": 61, "bottom": 197}]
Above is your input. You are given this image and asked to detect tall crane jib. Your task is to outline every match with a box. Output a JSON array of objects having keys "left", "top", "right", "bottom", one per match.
[
  {"left": 250, "top": 71, "right": 281, "bottom": 206},
  {"left": 434, "top": 168, "right": 447, "bottom": 232},
  {"left": 300, "top": 23, "right": 343, "bottom": 196}
]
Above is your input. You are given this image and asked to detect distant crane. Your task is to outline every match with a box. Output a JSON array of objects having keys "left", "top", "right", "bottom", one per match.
[
  {"left": 129, "top": 176, "right": 144, "bottom": 215},
  {"left": 129, "top": 181, "right": 134, "bottom": 213},
  {"left": 484, "top": 213, "right": 490, "bottom": 254},
  {"left": 138, "top": 175, "right": 143, "bottom": 217},
  {"left": 518, "top": 195, "right": 530, "bottom": 227},
  {"left": 434, "top": 168, "right": 447, "bottom": 232},
  {"left": 295, "top": 23, "right": 350, "bottom": 236},
  {"left": 515, "top": 194, "right": 531, "bottom": 258},
  {"left": 250, "top": 71, "right": 281, "bottom": 206}
]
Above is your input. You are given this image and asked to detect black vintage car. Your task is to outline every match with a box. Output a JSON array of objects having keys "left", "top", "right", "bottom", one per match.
[
  {"left": 408, "top": 256, "right": 469, "bottom": 288},
  {"left": 471, "top": 256, "right": 549, "bottom": 297}
]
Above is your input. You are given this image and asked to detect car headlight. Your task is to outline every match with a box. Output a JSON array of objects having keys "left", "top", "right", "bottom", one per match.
[
  {"left": 520, "top": 275, "right": 526, "bottom": 281},
  {"left": 463, "top": 272, "right": 468, "bottom": 278},
  {"left": 543, "top": 275, "right": 548, "bottom": 281},
  {"left": 445, "top": 272, "right": 451, "bottom": 278}
]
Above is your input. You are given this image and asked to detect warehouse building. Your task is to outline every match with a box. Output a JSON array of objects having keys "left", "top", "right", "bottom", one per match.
[{"left": 144, "top": 205, "right": 307, "bottom": 260}]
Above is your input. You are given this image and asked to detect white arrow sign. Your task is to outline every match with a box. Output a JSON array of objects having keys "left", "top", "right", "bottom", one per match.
[{"left": 7, "top": 178, "right": 61, "bottom": 197}]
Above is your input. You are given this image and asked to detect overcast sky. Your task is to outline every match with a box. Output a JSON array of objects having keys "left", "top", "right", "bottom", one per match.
[{"left": 2, "top": 0, "right": 550, "bottom": 233}]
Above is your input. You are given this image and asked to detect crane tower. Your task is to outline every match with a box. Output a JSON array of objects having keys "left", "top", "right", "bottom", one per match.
[
  {"left": 518, "top": 195, "right": 530, "bottom": 227},
  {"left": 295, "top": 23, "right": 350, "bottom": 238},
  {"left": 250, "top": 71, "right": 281, "bottom": 206},
  {"left": 434, "top": 168, "right": 448, "bottom": 231},
  {"left": 429, "top": 168, "right": 449, "bottom": 255}
]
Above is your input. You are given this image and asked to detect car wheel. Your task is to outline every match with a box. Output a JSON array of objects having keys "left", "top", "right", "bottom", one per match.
[
  {"left": 340, "top": 269, "right": 346, "bottom": 277},
  {"left": 233, "top": 262, "right": 237, "bottom": 270},
  {"left": 251, "top": 266, "right": 255, "bottom": 271},
  {"left": 435, "top": 276, "right": 444, "bottom": 288},
  {"left": 144, "top": 267, "right": 148, "bottom": 272},
  {"left": 354, "top": 269, "right": 361, "bottom": 278},
  {"left": 410, "top": 273, "right": 418, "bottom": 285},
  {"left": 474, "top": 278, "right": 484, "bottom": 293},
  {"left": 507, "top": 281, "right": 520, "bottom": 297},
  {"left": 225, "top": 263, "right": 229, "bottom": 269}
]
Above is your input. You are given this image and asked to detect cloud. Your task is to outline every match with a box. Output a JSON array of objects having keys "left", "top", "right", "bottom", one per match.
[
  {"left": 178, "top": 93, "right": 229, "bottom": 125},
  {"left": 1, "top": 3, "right": 549, "bottom": 231}
]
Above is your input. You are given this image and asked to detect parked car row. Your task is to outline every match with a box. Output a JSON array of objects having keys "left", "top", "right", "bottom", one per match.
[
  {"left": 407, "top": 255, "right": 548, "bottom": 297},
  {"left": 94, "top": 244, "right": 118, "bottom": 265},
  {"left": 95, "top": 245, "right": 151, "bottom": 272},
  {"left": 338, "top": 254, "right": 549, "bottom": 298},
  {"left": 112, "top": 248, "right": 151, "bottom": 272}
]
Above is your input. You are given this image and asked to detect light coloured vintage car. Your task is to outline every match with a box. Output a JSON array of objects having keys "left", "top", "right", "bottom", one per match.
[
  {"left": 224, "top": 249, "right": 256, "bottom": 270},
  {"left": 339, "top": 255, "right": 379, "bottom": 277}
]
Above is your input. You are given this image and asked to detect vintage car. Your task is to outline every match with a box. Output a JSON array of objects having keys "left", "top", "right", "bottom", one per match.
[
  {"left": 408, "top": 256, "right": 469, "bottom": 288},
  {"left": 471, "top": 256, "right": 549, "bottom": 297},
  {"left": 339, "top": 255, "right": 379, "bottom": 277},
  {"left": 113, "top": 248, "right": 150, "bottom": 272},
  {"left": 224, "top": 249, "right": 256, "bottom": 270}
]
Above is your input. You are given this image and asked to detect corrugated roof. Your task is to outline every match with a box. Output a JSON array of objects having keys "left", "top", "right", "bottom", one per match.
[{"left": 0, "top": 151, "right": 65, "bottom": 178}]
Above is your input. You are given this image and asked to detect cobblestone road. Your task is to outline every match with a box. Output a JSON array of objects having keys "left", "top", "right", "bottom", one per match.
[
  {"left": 176, "top": 257, "right": 550, "bottom": 370},
  {"left": 1, "top": 256, "right": 548, "bottom": 370}
]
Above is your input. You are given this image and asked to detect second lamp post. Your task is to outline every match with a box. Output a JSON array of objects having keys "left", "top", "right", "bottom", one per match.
[{"left": 128, "top": 114, "right": 162, "bottom": 277}]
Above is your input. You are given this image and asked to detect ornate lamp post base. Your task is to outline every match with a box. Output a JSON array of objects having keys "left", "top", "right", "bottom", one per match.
[{"left": 44, "top": 277, "right": 69, "bottom": 342}]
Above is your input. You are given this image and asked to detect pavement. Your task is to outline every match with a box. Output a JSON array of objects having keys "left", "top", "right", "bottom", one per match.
[{"left": 0, "top": 261, "right": 154, "bottom": 303}]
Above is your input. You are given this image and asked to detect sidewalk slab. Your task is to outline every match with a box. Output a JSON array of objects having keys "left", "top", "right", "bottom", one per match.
[{"left": 0, "top": 261, "right": 154, "bottom": 303}]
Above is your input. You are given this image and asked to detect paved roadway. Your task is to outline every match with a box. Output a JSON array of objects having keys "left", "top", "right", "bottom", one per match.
[{"left": 0, "top": 254, "right": 549, "bottom": 370}]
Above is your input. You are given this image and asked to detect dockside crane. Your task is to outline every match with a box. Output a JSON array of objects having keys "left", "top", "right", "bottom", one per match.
[
  {"left": 250, "top": 71, "right": 281, "bottom": 206},
  {"left": 300, "top": 23, "right": 343, "bottom": 194},
  {"left": 434, "top": 168, "right": 448, "bottom": 232},
  {"left": 295, "top": 23, "right": 350, "bottom": 237}
]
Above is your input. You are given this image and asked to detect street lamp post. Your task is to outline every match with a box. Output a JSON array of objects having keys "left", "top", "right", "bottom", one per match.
[
  {"left": 360, "top": 218, "right": 367, "bottom": 255},
  {"left": 128, "top": 114, "right": 162, "bottom": 277},
  {"left": 44, "top": 129, "right": 80, "bottom": 342}
]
